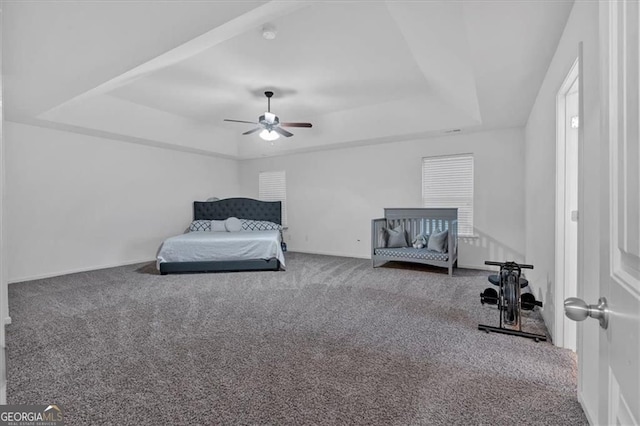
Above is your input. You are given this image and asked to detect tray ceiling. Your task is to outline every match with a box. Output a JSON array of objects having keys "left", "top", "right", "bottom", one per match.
[{"left": 4, "top": 0, "right": 575, "bottom": 159}]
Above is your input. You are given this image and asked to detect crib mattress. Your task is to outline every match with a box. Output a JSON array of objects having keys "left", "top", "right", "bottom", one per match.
[{"left": 374, "top": 247, "right": 449, "bottom": 261}]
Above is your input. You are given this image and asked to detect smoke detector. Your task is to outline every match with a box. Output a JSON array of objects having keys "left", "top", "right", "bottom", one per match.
[{"left": 262, "top": 24, "right": 277, "bottom": 40}]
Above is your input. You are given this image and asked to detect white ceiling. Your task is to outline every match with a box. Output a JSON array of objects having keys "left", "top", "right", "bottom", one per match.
[{"left": 4, "top": 0, "right": 575, "bottom": 159}]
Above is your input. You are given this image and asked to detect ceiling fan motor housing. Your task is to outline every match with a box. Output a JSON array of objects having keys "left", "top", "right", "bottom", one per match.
[{"left": 259, "top": 114, "right": 279, "bottom": 128}]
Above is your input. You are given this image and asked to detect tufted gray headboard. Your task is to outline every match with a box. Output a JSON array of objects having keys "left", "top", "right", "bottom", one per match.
[{"left": 193, "top": 198, "right": 282, "bottom": 225}]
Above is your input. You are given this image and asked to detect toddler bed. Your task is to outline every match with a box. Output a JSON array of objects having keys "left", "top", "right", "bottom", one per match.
[{"left": 371, "top": 208, "right": 458, "bottom": 276}]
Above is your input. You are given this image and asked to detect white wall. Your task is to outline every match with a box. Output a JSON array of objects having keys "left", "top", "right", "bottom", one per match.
[
  {"left": 524, "top": 0, "right": 600, "bottom": 343},
  {"left": 240, "top": 127, "right": 526, "bottom": 270},
  {"left": 4, "top": 121, "right": 239, "bottom": 282}
]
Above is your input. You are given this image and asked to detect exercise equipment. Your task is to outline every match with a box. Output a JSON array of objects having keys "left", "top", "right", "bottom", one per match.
[{"left": 478, "top": 260, "right": 547, "bottom": 342}]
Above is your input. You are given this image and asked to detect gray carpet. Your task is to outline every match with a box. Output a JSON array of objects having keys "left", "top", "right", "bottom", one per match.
[{"left": 7, "top": 253, "right": 587, "bottom": 425}]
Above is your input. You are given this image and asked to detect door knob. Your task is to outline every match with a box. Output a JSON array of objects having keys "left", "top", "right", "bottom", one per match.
[{"left": 564, "top": 297, "right": 609, "bottom": 329}]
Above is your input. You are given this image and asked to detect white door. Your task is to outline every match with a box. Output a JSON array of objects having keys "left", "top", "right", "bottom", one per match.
[{"left": 574, "top": 1, "right": 640, "bottom": 424}]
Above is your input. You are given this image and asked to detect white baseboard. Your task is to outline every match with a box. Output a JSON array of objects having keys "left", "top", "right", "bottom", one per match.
[
  {"left": 288, "top": 248, "right": 370, "bottom": 260},
  {"left": 8, "top": 258, "right": 155, "bottom": 284},
  {"left": 457, "top": 263, "right": 496, "bottom": 272},
  {"left": 578, "top": 392, "right": 595, "bottom": 426},
  {"left": 288, "top": 251, "right": 499, "bottom": 271}
]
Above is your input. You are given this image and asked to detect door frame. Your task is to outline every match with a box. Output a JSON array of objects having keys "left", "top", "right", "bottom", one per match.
[{"left": 554, "top": 51, "right": 583, "bottom": 349}]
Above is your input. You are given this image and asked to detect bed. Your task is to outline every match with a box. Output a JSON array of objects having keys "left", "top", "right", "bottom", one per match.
[{"left": 157, "top": 198, "right": 285, "bottom": 275}]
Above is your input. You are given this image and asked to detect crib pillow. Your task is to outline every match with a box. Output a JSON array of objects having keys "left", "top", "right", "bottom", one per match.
[
  {"left": 427, "top": 229, "right": 448, "bottom": 253},
  {"left": 384, "top": 226, "right": 409, "bottom": 248}
]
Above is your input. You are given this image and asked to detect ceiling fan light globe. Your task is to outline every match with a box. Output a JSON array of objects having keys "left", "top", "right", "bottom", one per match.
[{"left": 259, "top": 129, "right": 280, "bottom": 141}]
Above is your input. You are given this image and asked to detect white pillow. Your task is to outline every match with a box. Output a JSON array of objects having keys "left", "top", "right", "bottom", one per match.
[
  {"left": 211, "top": 220, "right": 226, "bottom": 232},
  {"left": 225, "top": 217, "right": 242, "bottom": 232}
]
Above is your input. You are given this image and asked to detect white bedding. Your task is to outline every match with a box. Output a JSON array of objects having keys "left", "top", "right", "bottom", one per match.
[{"left": 156, "top": 230, "right": 285, "bottom": 269}]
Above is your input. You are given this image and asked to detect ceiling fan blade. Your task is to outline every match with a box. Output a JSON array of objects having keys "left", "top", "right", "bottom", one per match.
[
  {"left": 273, "top": 127, "right": 294, "bottom": 137},
  {"left": 280, "top": 122, "right": 313, "bottom": 128},
  {"left": 242, "top": 127, "right": 262, "bottom": 135},
  {"left": 224, "top": 119, "right": 257, "bottom": 124}
]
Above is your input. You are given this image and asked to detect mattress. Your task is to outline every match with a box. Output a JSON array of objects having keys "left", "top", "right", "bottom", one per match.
[
  {"left": 374, "top": 247, "right": 449, "bottom": 261},
  {"left": 157, "top": 230, "right": 285, "bottom": 269}
]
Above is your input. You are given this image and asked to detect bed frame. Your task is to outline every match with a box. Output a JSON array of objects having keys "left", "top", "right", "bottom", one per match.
[{"left": 159, "top": 198, "right": 283, "bottom": 275}]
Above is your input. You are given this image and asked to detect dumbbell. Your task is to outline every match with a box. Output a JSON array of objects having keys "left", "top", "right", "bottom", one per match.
[
  {"left": 480, "top": 288, "right": 499, "bottom": 305},
  {"left": 520, "top": 293, "right": 543, "bottom": 310}
]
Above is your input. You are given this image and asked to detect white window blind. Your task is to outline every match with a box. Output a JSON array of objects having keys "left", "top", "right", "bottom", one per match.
[
  {"left": 422, "top": 154, "right": 474, "bottom": 236},
  {"left": 259, "top": 170, "right": 287, "bottom": 226}
]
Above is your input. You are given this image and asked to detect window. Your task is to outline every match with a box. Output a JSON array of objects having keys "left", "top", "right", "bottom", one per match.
[
  {"left": 422, "top": 154, "right": 474, "bottom": 236},
  {"left": 259, "top": 170, "right": 287, "bottom": 226}
]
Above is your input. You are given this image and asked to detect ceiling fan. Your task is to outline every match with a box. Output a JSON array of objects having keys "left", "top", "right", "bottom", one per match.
[{"left": 224, "top": 91, "right": 312, "bottom": 141}]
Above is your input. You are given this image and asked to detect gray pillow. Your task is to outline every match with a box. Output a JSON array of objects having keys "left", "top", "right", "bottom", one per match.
[
  {"left": 211, "top": 220, "right": 226, "bottom": 232},
  {"left": 427, "top": 229, "right": 448, "bottom": 253},
  {"left": 385, "top": 226, "right": 409, "bottom": 248},
  {"left": 225, "top": 217, "right": 242, "bottom": 232}
]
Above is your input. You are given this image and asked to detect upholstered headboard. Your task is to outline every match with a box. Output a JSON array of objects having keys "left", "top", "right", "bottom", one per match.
[{"left": 193, "top": 198, "right": 282, "bottom": 225}]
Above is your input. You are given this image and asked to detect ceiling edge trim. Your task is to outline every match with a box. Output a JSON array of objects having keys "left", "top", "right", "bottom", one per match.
[
  {"left": 6, "top": 117, "right": 239, "bottom": 161},
  {"left": 239, "top": 131, "right": 441, "bottom": 160},
  {"left": 238, "top": 125, "right": 524, "bottom": 161}
]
